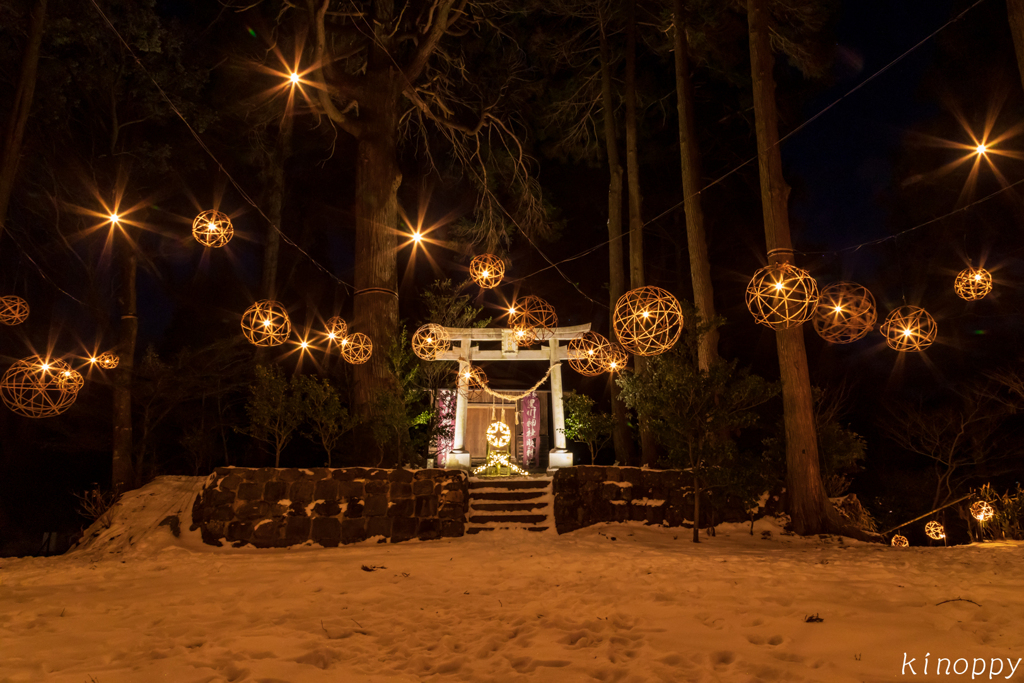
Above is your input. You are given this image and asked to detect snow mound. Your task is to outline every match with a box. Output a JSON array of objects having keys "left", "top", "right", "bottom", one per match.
[{"left": 69, "top": 475, "right": 207, "bottom": 559}]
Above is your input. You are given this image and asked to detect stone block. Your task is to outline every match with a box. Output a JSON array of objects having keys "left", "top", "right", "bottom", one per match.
[
  {"left": 413, "top": 469, "right": 440, "bottom": 480},
  {"left": 332, "top": 468, "right": 357, "bottom": 481},
  {"left": 252, "top": 519, "right": 283, "bottom": 543},
  {"left": 365, "top": 469, "right": 389, "bottom": 481},
  {"left": 438, "top": 503, "right": 464, "bottom": 520},
  {"left": 226, "top": 521, "right": 254, "bottom": 543},
  {"left": 236, "top": 501, "right": 271, "bottom": 521},
  {"left": 254, "top": 468, "right": 277, "bottom": 483},
  {"left": 390, "top": 517, "right": 417, "bottom": 543},
  {"left": 218, "top": 474, "right": 242, "bottom": 491},
  {"left": 309, "top": 467, "right": 330, "bottom": 481},
  {"left": 415, "top": 495, "right": 438, "bottom": 518},
  {"left": 412, "top": 479, "right": 435, "bottom": 496},
  {"left": 338, "top": 481, "right": 364, "bottom": 498},
  {"left": 365, "top": 480, "right": 389, "bottom": 495},
  {"left": 601, "top": 481, "right": 622, "bottom": 501},
  {"left": 604, "top": 467, "right": 622, "bottom": 482},
  {"left": 577, "top": 465, "right": 608, "bottom": 483},
  {"left": 619, "top": 467, "right": 643, "bottom": 487},
  {"left": 278, "top": 469, "right": 304, "bottom": 483},
  {"left": 313, "top": 500, "right": 341, "bottom": 517},
  {"left": 311, "top": 517, "right": 342, "bottom": 547},
  {"left": 645, "top": 504, "right": 665, "bottom": 526},
  {"left": 200, "top": 523, "right": 224, "bottom": 547},
  {"left": 387, "top": 499, "right": 415, "bottom": 518},
  {"left": 439, "top": 488, "right": 465, "bottom": 505},
  {"left": 214, "top": 466, "right": 235, "bottom": 477},
  {"left": 212, "top": 489, "right": 236, "bottom": 507},
  {"left": 389, "top": 467, "right": 415, "bottom": 483},
  {"left": 241, "top": 468, "right": 259, "bottom": 481},
  {"left": 366, "top": 516, "right": 392, "bottom": 539},
  {"left": 237, "top": 482, "right": 264, "bottom": 501},
  {"left": 364, "top": 495, "right": 388, "bottom": 516},
  {"left": 212, "top": 505, "right": 235, "bottom": 522},
  {"left": 343, "top": 498, "right": 364, "bottom": 518},
  {"left": 264, "top": 481, "right": 287, "bottom": 502},
  {"left": 389, "top": 482, "right": 412, "bottom": 499},
  {"left": 417, "top": 518, "right": 440, "bottom": 540},
  {"left": 439, "top": 519, "right": 464, "bottom": 538},
  {"left": 289, "top": 480, "right": 314, "bottom": 503},
  {"left": 341, "top": 517, "right": 367, "bottom": 545},
  {"left": 287, "top": 501, "right": 308, "bottom": 517},
  {"left": 285, "top": 516, "right": 311, "bottom": 543},
  {"left": 619, "top": 484, "right": 634, "bottom": 502},
  {"left": 314, "top": 479, "right": 339, "bottom": 500}
]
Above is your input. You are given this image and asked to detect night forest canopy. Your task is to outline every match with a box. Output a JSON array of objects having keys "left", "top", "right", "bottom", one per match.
[{"left": 3, "top": 0, "right": 1024, "bottom": 554}]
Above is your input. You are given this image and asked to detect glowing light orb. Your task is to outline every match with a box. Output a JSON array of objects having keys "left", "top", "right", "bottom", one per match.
[
  {"left": 924, "top": 521, "right": 945, "bottom": 540},
  {"left": 339, "top": 332, "right": 373, "bottom": 364},
  {"left": 813, "top": 282, "right": 876, "bottom": 344},
  {"left": 192, "top": 210, "right": 234, "bottom": 248},
  {"left": 746, "top": 263, "right": 819, "bottom": 329},
  {"left": 469, "top": 254, "right": 505, "bottom": 289},
  {"left": 486, "top": 421, "right": 512, "bottom": 448},
  {"left": 880, "top": 306, "right": 937, "bottom": 352},
  {"left": 0, "top": 295, "right": 29, "bottom": 326},
  {"left": 411, "top": 323, "right": 451, "bottom": 361},
  {"left": 970, "top": 500, "right": 994, "bottom": 522},
  {"left": 954, "top": 267, "right": 992, "bottom": 301},
  {"left": 613, "top": 286, "right": 683, "bottom": 356},
  {"left": 1, "top": 357, "right": 78, "bottom": 418},
  {"left": 891, "top": 534, "right": 909, "bottom": 548},
  {"left": 241, "top": 300, "right": 291, "bottom": 347}
]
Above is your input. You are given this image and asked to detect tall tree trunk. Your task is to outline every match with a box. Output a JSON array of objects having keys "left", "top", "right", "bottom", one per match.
[
  {"left": 624, "top": 0, "right": 657, "bottom": 467},
  {"left": 672, "top": 0, "right": 719, "bottom": 371},
  {"left": 112, "top": 236, "right": 137, "bottom": 489},
  {"left": 262, "top": 117, "right": 292, "bottom": 300},
  {"left": 1008, "top": 0, "right": 1024, "bottom": 94},
  {"left": 747, "top": 0, "right": 830, "bottom": 535},
  {"left": 351, "top": 23, "right": 401, "bottom": 430},
  {"left": 0, "top": 0, "right": 47, "bottom": 245},
  {"left": 599, "top": 13, "right": 634, "bottom": 467}
]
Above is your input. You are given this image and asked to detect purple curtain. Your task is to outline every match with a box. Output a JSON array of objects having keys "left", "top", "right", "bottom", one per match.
[
  {"left": 434, "top": 389, "right": 456, "bottom": 467},
  {"left": 521, "top": 392, "right": 540, "bottom": 469}
]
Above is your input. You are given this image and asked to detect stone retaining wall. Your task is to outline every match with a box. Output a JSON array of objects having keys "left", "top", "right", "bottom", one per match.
[{"left": 190, "top": 467, "right": 468, "bottom": 548}]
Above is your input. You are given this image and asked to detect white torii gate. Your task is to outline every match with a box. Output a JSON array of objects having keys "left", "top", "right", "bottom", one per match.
[{"left": 436, "top": 323, "right": 591, "bottom": 472}]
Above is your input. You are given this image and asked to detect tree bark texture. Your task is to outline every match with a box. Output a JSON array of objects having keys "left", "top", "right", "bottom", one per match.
[
  {"left": 625, "top": 0, "right": 657, "bottom": 467},
  {"left": 747, "top": 0, "right": 830, "bottom": 535},
  {"left": 672, "top": 0, "right": 720, "bottom": 371},
  {"left": 112, "top": 236, "right": 137, "bottom": 490},
  {"left": 1008, "top": 0, "right": 1024, "bottom": 95},
  {"left": 599, "top": 16, "right": 635, "bottom": 467},
  {"left": 0, "top": 0, "right": 47, "bottom": 245},
  {"left": 351, "top": 20, "right": 402, "bottom": 418}
]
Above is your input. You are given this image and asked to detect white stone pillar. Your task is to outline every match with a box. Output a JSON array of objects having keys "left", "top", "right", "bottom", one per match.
[
  {"left": 447, "top": 340, "right": 472, "bottom": 469},
  {"left": 547, "top": 338, "right": 573, "bottom": 471}
]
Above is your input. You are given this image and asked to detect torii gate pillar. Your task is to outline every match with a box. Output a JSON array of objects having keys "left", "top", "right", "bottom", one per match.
[{"left": 547, "top": 338, "right": 573, "bottom": 472}]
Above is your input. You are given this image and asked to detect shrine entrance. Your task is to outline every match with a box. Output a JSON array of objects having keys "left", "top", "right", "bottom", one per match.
[
  {"left": 462, "top": 392, "right": 551, "bottom": 468},
  {"left": 432, "top": 324, "right": 590, "bottom": 472}
]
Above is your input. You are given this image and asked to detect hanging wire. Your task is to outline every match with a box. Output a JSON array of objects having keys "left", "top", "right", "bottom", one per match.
[{"left": 86, "top": 0, "right": 353, "bottom": 293}]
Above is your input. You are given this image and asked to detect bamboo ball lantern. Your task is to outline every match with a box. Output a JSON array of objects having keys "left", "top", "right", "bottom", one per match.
[
  {"left": 340, "top": 332, "right": 373, "bottom": 364},
  {"left": 192, "top": 210, "right": 234, "bottom": 248},
  {"left": 1, "top": 357, "right": 78, "bottom": 418},
  {"left": 602, "top": 342, "right": 629, "bottom": 373},
  {"left": 93, "top": 352, "right": 119, "bottom": 370},
  {"left": 746, "top": 263, "right": 819, "bottom": 329},
  {"left": 58, "top": 369, "right": 85, "bottom": 394},
  {"left": 891, "top": 534, "right": 909, "bottom": 548},
  {"left": 568, "top": 331, "right": 611, "bottom": 376},
  {"left": 954, "top": 267, "right": 992, "bottom": 301},
  {"left": 486, "top": 421, "right": 512, "bottom": 448},
  {"left": 612, "top": 286, "right": 684, "bottom": 356},
  {"left": 241, "top": 299, "right": 291, "bottom": 347},
  {"left": 880, "top": 306, "right": 937, "bottom": 352},
  {"left": 412, "top": 323, "right": 451, "bottom": 361},
  {"left": 453, "top": 364, "right": 488, "bottom": 395},
  {"left": 970, "top": 500, "right": 994, "bottom": 522},
  {"left": 512, "top": 326, "right": 538, "bottom": 348},
  {"left": 469, "top": 254, "right": 505, "bottom": 289},
  {"left": 325, "top": 316, "right": 348, "bottom": 342},
  {"left": 924, "top": 520, "right": 945, "bottom": 540},
  {"left": 508, "top": 295, "right": 558, "bottom": 342},
  {"left": 0, "top": 295, "right": 29, "bottom": 326},
  {"left": 812, "top": 282, "right": 877, "bottom": 344}
]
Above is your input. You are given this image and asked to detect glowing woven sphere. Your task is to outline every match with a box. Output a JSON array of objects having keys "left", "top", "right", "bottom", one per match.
[
  {"left": 469, "top": 254, "right": 505, "bottom": 289},
  {"left": 192, "top": 210, "right": 234, "bottom": 248},
  {"left": 325, "top": 316, "right": 348, "bottom": 342},
  {"left": 486, "top": 421, "right": 512, "bottom": 448},
  {"left": 508, "top": 296, "right": 558, "bottom": 342},
  {"left": 58, "top": 369, "right": 84, "bottom": 394},
  {"left": 241, "top": 300, "right": 291, "bottom": 347},
  {"left": 746, "top": 263, "right": 819, "bottom": 329},
  {"left": 603, "top": 342, "right": 629, "bottom": 372},
  {"left": 0, "top": 295, "right": 29, "bottom": 326},
  {"left": 93, "top": 352, "right": 119, "bottom": 370},
  {"left": 924, "top": 521, "right": 945, "bottom": 540},
  {"left": 880, "top": 306, "right": 937, "bottom": 353},
  {"left": 891, "top": 534, "right": 909, "bottom": 548},
  {"left": 453, "top": 364, "right": 488, "bottom": 394},
  {"left": 1, "top": 357, "right": 78, "bottom": 418},
  {"left": 512, "top": 326, "right": 538, "bottom": 347},
  {"left": 970, "top": 500, "right": 994, "bottom": 522},
  {"left": 813, "top": 282, "right": 877, "bottom": 344},
  {"left": 412, "top": 323, "right": 451, "bottom": 361},
  {"left": 954, "top": 267, "right": 992, "bottom": 301},
  {"left": 339, "top": 332, "right": 373, "bottom": 364},
  {"left": 568, "top": 332, "right": 611, "bottom": 376},
  {"left": 612, "top": 286, "right": 684, "bottom": 356}
]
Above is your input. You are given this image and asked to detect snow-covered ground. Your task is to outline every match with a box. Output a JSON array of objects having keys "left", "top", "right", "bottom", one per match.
[{"left": 2, "top": 477, "right": 1023, "bottom": 682}]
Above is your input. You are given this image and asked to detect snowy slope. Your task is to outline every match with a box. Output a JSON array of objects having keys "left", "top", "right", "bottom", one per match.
[{"left": 1, "top": 476, "right": 1023, "bottom": 682}]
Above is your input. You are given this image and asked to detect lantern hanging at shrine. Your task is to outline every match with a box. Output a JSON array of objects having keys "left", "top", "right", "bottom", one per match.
[
  {"left": 612, "top": 286, "right": 683, "bottom": 356},
  {"left": 812, "top": 282, "right": 877, "bottom": 344},
  {"left": 241, "top": 300, "right": 291, "bottom": 347},
  {"left": 469, "top": 254, "right": 505, "bottom": 289},
  {"left": 191, "top": 209, "right": 234, "bottom": 248},
  {"left": 745, "top": 262, "right": 819, "bottom": 330},
  {"left": 880, "top": 306, "right": 937, "bottom": 353}
]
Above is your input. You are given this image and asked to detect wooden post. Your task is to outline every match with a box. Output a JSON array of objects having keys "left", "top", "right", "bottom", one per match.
[
  {"left": 447, "top": 339, "right": 472, "bottom": 469},
  {"left": 548, "top": 338, "right": 572, "bottom": 470}
]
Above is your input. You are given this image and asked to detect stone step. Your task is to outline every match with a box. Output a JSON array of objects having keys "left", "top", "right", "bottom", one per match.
[
  {"left": 467, "top": 490, "right": 548, "bottom": 502},
  {"left": 469, "top": 501, "right": 549, "bottom": 513},
  {"left": 466, "top": 526, "right": 549, "bottom": 534},
  {"left": 468, "top": 478, "right": 550, "bottom": 490},
  {"left": 468, "top": 513, "right": 549, "bottom": 525}
]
